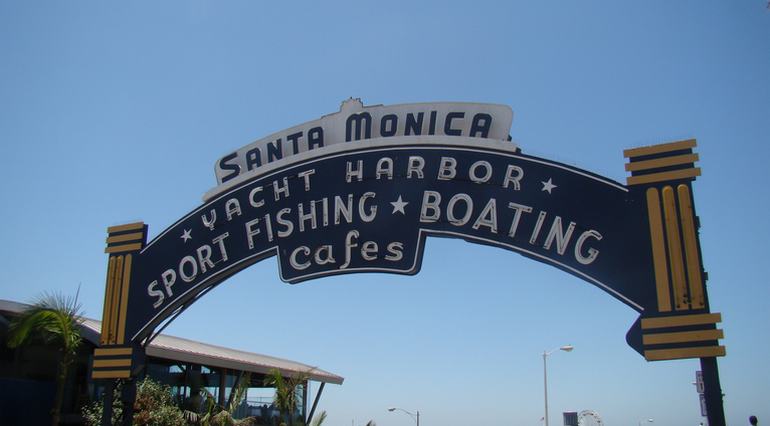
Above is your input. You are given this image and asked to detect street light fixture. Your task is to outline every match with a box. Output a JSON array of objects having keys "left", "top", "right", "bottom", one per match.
[
  {"left": 543, "top": 345, "right": 574, "bottom": 426},
  {"left": 388, "top": 407, "right": 420, "bottom": 426},
  {"left": 638, "top": 418, "right": 654, "bottom": 426}
]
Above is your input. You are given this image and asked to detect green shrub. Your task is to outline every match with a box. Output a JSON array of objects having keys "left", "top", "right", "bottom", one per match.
[{"left": 82, "top": 377, "right": 186, "bottom": 426}]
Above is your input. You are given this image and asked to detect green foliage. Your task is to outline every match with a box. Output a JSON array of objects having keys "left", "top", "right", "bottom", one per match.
[
  {"left": 7, "top": 292, "right": 84, "bottom": 355},
  {"left": 134, "top": 378, "right": 188, "bottom": 426},
  {"left": 82, "top": 377, "right": 186, "bottom": 426},
  {"left": 308, "top": 410, "right": 327, "bottom": 426},
  {"left": 264, "top": 369, "right": 309, "bottom": 426},
  {"left": 188, "top": 373, "right": 256, "bottom": 426},
  {"left": 8, "top": 292, "right": 84, "bottom": 426}
]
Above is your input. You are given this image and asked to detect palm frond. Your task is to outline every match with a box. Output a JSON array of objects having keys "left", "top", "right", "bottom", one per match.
[
  {"left": 226, "top": 372, "right": 252, "bottom": 413},
  {"left": 309, "top": 410, "right": 327, "bottom": 426},
  {"left": 183, "top": 409, "right": 200, "bottom": 423},
  {"left": 7, "top": 291, "right": 84, "bottom": 353}
]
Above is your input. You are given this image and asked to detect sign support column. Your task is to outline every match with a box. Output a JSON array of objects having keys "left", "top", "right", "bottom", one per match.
[
  {"left": 94, "top": 222, "right": 149, "bottom": 426},
  {"left": 700, "top": 357, "right": 725, "bottom": 426},
  {"left": 624, "top": 139, "right": 725, "bottom": 426}
]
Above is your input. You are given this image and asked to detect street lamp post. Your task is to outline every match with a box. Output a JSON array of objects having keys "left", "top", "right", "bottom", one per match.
[
  {"left": 388, "top": 407, "right": 419, "bottom": 426},
  {"left": 543, "top": 345, "right": 574, "bottom": 426}
]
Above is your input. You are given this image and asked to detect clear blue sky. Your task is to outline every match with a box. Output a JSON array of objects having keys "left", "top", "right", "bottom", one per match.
[{"left": 1, "top": 2, "right": 769, "bottom": 425}]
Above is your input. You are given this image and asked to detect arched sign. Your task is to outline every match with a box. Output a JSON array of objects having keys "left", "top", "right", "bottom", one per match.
[{"left": 92, "top": 100, "right": 726, "bottom": 425}]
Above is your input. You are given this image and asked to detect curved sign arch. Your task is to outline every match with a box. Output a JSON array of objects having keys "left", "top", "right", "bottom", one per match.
[{"left": 91, "top": 100, "right": 726, "bottom": 425}]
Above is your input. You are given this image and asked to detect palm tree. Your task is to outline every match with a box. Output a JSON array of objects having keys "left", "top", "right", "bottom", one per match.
[
  {"left": 188, "top": 372, "right": 256, "bottom": 426},
  {"left": 263, "top": 369, "right": 309, "bottom": 426},
  {"left": 7, "top": 292, "right": 84, "bottom": 426},
  {"left": 308, "top": 411, "right": 326, "bottom": 426}
]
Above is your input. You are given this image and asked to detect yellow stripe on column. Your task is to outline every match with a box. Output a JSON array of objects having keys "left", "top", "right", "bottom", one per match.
[
  {"left": 662, "top": 186, "right": 689, "bottom": 310},
  {"left": 107, "top": 222, "right": 145, "bottom": 233},
  {"left": 106, "top": 232, "right": 145, "bottom": 244},
  {"left": 117, "top": 254, "right": 132, "bottom": 344},
  {"left": 642, "top": 329, "right": 723, "bottom": 345},
  {"left": 677, "top": 185, "right": 705, "bottom": 309},
  {"left": 109, "top": 256, "right": 124, "bottom": 345},
  {"left": 641, "top": 313, "right": 722, "bottom": 329},
  {"left": 624, "top": 139, "right": 696, "bottom": 158},
  {"left": 644, "top": 346, "right": 725, "bottom": 361},
  {"left": 625, "top": 153, "right": 699, "bottom": 172},
  {"left": 105, "top": 243, "right": 143, "bottom": 254},
  {"left": 646, "top": 188, "right": 672, "bottom": 312},
  {"left": 627, "top": 168, "right": 701, "bottom": 186},
  {"left": 92, "top": 370, "right": 131, "bottom": 379},
  {"left": 93, "top": 358, "right": 132, "bottom": 368},
  {"left": 100, "top": 257, "right": 116, "bottom": 345},
  {"left": 95, "top": 347, "right": 133, "bottom": 356}
]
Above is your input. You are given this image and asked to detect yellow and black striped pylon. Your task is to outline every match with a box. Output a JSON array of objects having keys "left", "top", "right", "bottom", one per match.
[
  {"left": 92, "top": 222, "right": 147, "bottom": 379},
  {"left": 625, "top": 139, "right": 725, "bottom": 361}
]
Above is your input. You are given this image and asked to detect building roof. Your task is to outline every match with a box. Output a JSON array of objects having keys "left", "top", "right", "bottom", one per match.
[{"left": 0, "top": 299, "right": 343, "bottom": 385}]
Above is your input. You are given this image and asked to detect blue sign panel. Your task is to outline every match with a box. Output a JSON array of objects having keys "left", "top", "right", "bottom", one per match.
[{"left": 121, "top": 138, "right": 646, "bottom": 342}]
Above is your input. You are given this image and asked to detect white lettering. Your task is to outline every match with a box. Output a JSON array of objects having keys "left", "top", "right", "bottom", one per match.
[
  {"left": 202, "top": 209, "right": 216, "bottom": 231},
  {"left": 346, "top": 160, "right": 363, "bottom": 183},
  {"left": 407, "top": 156, "right": 425, "bottom": 179},
  {"left": 225, "top": 199, "right": 241, "bottom": 221},
  {"left": 249, "top": 186, "right": 265, "bottom": 208},
  {"left": 298, "top": 169, "right": 315, "bottom": 191},
  {"left": 290, "top": 246, "right": 311, "bottom": 270},
  {"left": 575, "top": 230, "right": 602, "bottom": 265},
  {"left": 420, "top": 191, "right": 441, "bottom": 222},
  {"left": 376, "top": 157, "right": 394, "bottom": 180},
  {"left": 472, "top": 198, "right": 498, "bottom": 233},
  {"left": 314, "top": 245, "right": 336, "bottom": 265},
  {"left": 273, "top": 177, "right": 290, "bottom": 201},
  {"left": 359, "top": 192, "right": 377, "bottom": 222},
  {"left": 543, "top": 216, "right": 576, "bottom": 255},
  {"left": 469, "top": 160, "right": 492, "bottom": 184},
  {"left": 179, "top": 255, "right": 198, "bottom": 283},
  {"left": 161, "top": 269, "right": 176, "bottom": 297},
  {"left": 447, "top": 193, "right": 473, "bottom": 226},
  {"left": 503, "top": 165, "right": 523, "bottom": 190},
  {"left": 276, "top": 208, "right": 294, "bottom": 237},
  {"left": 361, "top": 241, "right": 378, "bottom": 261},
  {"left": 148, "top": 281, "right": 164, "bottom": 308},
  {"left": 196, "top": 245, "right": 214, "bottom": 274},
  {"left": 245, "top": 218, "right": 261, "bottom": 249},
  {"left": 385, "top": 242, "right": 404, "bottom": 261},
  {"left": 298, "top": 201, "right": 317, "bottom": 232},
  {"left": 437, "top": 157, "right": 457, "bottom": 181},
  {"left": 507, "top": 202, "right": 533, "bottom": 238},
  {"left": 340, "top": 230, "right": 359, "bottom": 269}
]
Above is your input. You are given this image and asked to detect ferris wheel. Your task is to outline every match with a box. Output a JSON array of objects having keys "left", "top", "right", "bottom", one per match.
[{"left": 577, "top": 410, "right": 604, "bottom": 426}]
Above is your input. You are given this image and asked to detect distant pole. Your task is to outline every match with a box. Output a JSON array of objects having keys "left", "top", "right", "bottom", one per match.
[
  {"left": 388, "top": 407, "right": 419, "bottom": 425},
  {"left": 542, "top": 345, "right": 574, "bottom": 426},
  {"left": 543, "top": 351, "right": 549, "bottom": 426}
]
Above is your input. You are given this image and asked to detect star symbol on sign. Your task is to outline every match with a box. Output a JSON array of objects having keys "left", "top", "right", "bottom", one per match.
[
  {"left": 390, "top": 195, "right": 409, "bottom": 215},
  {"left": 541, "top": 178, "right": 557, "bottom": 194},
  {"left": 181, "top": 229, "right": 192, "bottom": 242}
]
